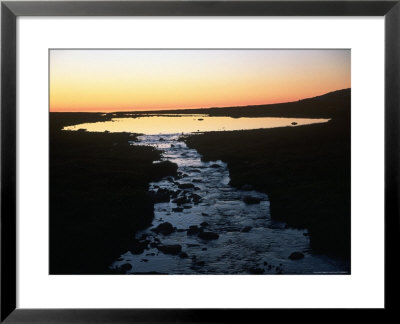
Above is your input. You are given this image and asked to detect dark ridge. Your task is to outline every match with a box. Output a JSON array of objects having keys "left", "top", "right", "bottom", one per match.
[{"left": 112, "top": 88, "right": 350, "bottom": 119}]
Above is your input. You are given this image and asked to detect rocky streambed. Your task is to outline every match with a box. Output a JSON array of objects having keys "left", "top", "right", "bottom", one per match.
[{"left": 111, "top": 134, "right": 349, "bottom": 274}]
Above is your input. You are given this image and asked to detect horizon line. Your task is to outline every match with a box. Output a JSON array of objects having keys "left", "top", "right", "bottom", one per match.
[{"left": 50, "top": 87, "right": 350, "bottom": 114}]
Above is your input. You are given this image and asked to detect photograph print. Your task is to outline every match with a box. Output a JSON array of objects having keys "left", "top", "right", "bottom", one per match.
[{"left": 50, "top": 49, "right": 350, "bottom": 275}]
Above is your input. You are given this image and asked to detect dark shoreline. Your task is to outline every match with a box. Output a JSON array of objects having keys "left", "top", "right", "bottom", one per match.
[{"left": 50, "top": 116, "right": 178, "bottom": 274}]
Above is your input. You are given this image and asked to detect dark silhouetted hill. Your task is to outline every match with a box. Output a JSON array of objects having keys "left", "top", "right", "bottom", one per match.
[{"left": 115, "top": 88, "right": 350, "bottom": 119}]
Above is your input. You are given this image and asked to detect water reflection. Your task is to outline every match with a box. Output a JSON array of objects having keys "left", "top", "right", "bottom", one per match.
[
  {"left": 63, "top": 114, "right": 329, "bottom": 134},
  {"left": 111, "top": 133, "right": 349, "bottom": 274}
]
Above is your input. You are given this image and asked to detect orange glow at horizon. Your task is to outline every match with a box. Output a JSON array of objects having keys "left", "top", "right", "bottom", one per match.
[{"left": 50, "top": 50, "right": 350, "bottom": 112}]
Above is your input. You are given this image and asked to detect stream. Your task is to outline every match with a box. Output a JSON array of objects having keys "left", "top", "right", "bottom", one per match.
[{"left": 111, "top": 133, "right": 350, "bottom": 274}]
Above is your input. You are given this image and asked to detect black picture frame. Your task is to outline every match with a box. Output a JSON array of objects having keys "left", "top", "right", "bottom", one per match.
[{"left": 1, "top": 0, "right": 399, "bottom": 322}]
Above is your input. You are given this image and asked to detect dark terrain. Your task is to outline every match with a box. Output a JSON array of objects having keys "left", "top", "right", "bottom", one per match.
[
  {"left": 50, "top": 88, "right": 351, "bottom": 274},
  {"left": 183, "top": 89, "right": 351, "bottom": 258},
  {"left": 50, "top": 114, "right": 177, "bottom": 274}
]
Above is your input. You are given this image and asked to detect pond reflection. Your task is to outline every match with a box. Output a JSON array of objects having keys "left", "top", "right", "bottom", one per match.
[{"left": 63, "top": 114, "right": 330, "bottom": 134}]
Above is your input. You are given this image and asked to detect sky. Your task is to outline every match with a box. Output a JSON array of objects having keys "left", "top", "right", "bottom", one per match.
[{"left": 50, "top": 49, "right": 350, "bottom": 112}]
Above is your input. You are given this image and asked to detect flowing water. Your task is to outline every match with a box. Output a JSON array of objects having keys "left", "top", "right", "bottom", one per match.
[{"left": 111, "top": 132, "right": 350, "bottom": 274}]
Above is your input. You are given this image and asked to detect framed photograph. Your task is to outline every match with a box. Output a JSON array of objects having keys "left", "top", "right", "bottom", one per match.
[{"left": 1, "top": 0, "right": 398, "bottom": 321}]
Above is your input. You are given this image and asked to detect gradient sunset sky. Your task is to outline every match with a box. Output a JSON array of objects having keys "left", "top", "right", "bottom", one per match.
[{"left": 50, "top": 49, "right": 350, "bottom": 112}]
